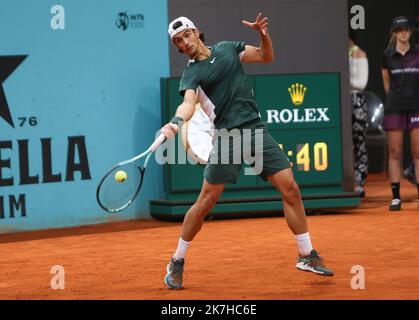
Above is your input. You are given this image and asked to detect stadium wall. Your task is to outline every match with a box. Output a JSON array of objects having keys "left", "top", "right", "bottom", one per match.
[
  {"left": 0, "top": 0, "right": 169, "bottom": 232},
  {"left": 1, "top": 0, "right": 350, "bottom": 233}
]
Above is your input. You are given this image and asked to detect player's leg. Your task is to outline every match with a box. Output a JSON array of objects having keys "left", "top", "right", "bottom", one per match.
[
  {"left": 267, "top": 169, "right": 333, "bottom": 276},
  {"left": 174, "top": 134, "right": 240, "bottom": 256},
  {"left": 253, "top": 124, "right": 308, "bottom": 238},
  {"left": 387, "top": 129, "right": 404, "bottom": 210},
  {"left": 267, "top": 169, "right": 307, "bottom": 235},
  {"left": 409, "top": 127, "right": 419, "bottom": 203},
  {"left": 250, "top": 123, "right": 333, "bottom": 276},
  {"left": 165, "top": 179, "right": 224, "bottom": 290},
  {"left": 165, "top": 132, "right": 241, "bottom": 290},
  {"left": 180, "top": 180, "right": 225, "bottom": 242}
]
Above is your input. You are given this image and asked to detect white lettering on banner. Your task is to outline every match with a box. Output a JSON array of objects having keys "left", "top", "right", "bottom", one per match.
[
  {"left": 50, "top": 5, "right": 65, "bottom": 30},
  {"left": 391, "top": 68, "right": 419, "bottom": 74},
  {"left": 411, "top": 117, "right": 419, "bottom": 123},
  {"left": 292, "top": 109, "right": 304, "bottom": 123},
  {"left": 266, "top": 110, "right": 279, "bottom": 124},
  {"left": 279, "top": 109, "right": 292, "bottom": 123},
  {"left": 265, "top": 108, "right": 330, "bottom": 124},
  {"left": 305, "top": 108, "right": 316, "bottom": 122},
  {"left": 317, "top": 108, "right": 330, "bottom": 122}
]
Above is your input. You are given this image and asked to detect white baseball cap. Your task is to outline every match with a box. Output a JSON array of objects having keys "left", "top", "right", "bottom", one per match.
[{"left": 168, "top": 17, "right": 196, "bottom": 39}]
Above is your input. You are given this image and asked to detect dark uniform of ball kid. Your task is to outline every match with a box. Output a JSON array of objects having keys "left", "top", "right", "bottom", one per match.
[{"left": 382, "top": 16, "right": 419, "bottom": 211}]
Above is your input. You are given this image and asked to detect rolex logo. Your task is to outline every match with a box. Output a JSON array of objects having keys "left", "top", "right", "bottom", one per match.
[{"left": 288, "top": 83, "right": 307, "bottom": 106}]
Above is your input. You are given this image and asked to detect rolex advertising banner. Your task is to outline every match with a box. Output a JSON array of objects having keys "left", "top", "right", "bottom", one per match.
[
  {"left": 254, "top": 73, "right": 343, "bottom": 187},
  {"left": 0, "top": 1, "right": 169, "bottom": 232}
]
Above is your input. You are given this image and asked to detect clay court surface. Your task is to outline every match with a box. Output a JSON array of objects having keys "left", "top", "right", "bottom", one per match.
[{"left": 0, "top": 173, "right": 418, "bottom": 300}]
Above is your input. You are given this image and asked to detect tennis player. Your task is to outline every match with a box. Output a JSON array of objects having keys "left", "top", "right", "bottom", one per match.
[{"left": 161, "top": 14, "right": 334, "bottom": 289}]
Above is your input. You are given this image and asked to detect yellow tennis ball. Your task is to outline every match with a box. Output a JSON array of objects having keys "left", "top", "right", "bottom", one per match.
[{"left": 115, "top": 170, "right": 127, "bottom": 183}]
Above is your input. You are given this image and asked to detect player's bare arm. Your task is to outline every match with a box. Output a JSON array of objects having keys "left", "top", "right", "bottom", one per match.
[
  {"left": 241, "top": 13, "right": 274, "bottom": 63},
  {"left": 161, "top": 89, "right": 197, "bottom": 139}
]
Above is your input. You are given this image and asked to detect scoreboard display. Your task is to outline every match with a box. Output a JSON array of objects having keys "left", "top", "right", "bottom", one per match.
[
  {"left": 255, "top": 73, "right": 342, "bottom": 187},
  {"left": 151, "top": 73, "right": 359, "bottom": 218}
]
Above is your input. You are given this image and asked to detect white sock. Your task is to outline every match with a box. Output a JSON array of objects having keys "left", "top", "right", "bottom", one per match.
[
  {"left": 173, "top": 237, "right": 191, "bottom": 260},
  {"left": 295, "top": 232, "right": 313, "bottom": 256}
]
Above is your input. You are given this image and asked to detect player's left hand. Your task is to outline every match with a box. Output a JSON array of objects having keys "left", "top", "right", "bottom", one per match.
[{"left": 242, "top": 13, "right": 269, "bottom": 35}]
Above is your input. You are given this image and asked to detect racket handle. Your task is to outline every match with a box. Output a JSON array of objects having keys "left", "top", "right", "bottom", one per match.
[{"left": 150, "top": 133, "right": 166, "bottom": 152}]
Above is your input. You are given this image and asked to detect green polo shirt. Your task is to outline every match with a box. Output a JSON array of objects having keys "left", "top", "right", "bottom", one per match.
[{"left": 179, "top": 41, "right": 260, "bottom": 129}]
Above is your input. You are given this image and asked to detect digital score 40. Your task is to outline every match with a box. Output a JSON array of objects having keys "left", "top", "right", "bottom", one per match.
[{"left": 279, "top": 142, "right": 328, "bottom": 172}]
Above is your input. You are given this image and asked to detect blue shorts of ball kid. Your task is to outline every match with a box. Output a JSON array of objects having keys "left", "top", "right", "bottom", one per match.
[{"left": 204, "top": 119, "right": 291, "bottom": 184}]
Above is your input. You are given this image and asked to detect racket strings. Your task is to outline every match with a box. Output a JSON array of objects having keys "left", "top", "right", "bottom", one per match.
[{"left": 97, "top": 163, "right": 144, "bottom": 212}]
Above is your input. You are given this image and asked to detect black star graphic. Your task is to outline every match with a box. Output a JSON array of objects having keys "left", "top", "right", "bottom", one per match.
[{"left": 0, "top": 55, "right": 28, "bottom": 128}]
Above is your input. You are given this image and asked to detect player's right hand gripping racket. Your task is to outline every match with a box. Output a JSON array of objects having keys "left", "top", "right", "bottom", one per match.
[{"left": 96, "top": 133, "right": 166, "bottom": 213}]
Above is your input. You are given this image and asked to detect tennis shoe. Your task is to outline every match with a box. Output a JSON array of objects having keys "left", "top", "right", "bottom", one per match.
[
  {"left": 296, "top": 250, "right": 334, "bottom": 276},
  {"left": 389, "top": 198, "right": 402, "bottom": 211},
  {"left": 164, "top": 257, "right": 184, "bottom": 290}
]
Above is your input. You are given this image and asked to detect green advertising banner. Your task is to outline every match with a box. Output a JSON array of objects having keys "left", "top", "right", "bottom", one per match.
[
  {"left": 255, "top": 73, "right": 341, "bottom": 129},
  {"left": 255, "top": 73, "right": 343, "bottom": 187},
  {"left": 161, "top": 72, "right": 343, "bottom": 192},
  {"left": 153, "top": 72, "right": 357, "bottom": 217}
]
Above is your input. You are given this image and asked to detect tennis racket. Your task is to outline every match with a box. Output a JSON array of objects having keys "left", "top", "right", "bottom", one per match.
[{"left": 96, "top": 133, "right": 166, "bottom": 213}]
